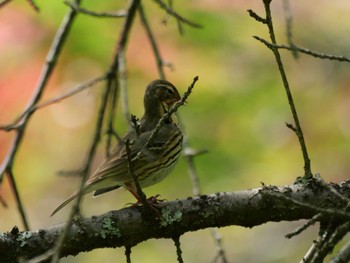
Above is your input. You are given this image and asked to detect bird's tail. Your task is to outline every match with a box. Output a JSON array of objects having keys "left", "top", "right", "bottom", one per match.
[{"left": 50, "top": 192, "right": 80, "bottom": 217}]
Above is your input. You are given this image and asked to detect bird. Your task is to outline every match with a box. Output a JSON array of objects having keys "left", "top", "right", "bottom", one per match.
[{"left": 51, "top": 79, "right": 183, "bottom": 216}]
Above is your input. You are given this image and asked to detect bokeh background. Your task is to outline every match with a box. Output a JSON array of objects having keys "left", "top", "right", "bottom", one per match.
[{"left": 1, "top": 1, "right": 350, "bottom": 262}]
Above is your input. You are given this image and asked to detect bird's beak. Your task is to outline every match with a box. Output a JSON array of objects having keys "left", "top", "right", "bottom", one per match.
[{"left": 164, "top": 97, "right": 181, "bottom": 106}]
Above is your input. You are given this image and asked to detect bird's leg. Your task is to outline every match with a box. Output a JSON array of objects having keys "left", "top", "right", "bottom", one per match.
[{"left": 125, "top": 183, "right": 164, "bottom": 214}]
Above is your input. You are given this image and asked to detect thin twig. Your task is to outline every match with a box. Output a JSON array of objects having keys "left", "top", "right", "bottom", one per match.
[
  {"left": 64, "top": 1, "right": 126, "bottom": 18},
  {"left": 118, "top": 48, "right": 130, "bottom": 126},
  {"left": 152, "top": 0, "right": 202, "bottom": 29},
  {"left": 6, "top": 169, "right": 29, "bottom": 230},
  {"left": 247, "top": 9, "right": 267, "bottom": 24},
  {"left": 125, "top": 246, "right": 132, "bottom": 263},
  {"left": 210, "top": 228, "right": 228, "bottom": 263},
  {"left": 0, "top": 75, "right": 107, "bottom": 131},
  {"left": 265, "top": 191, "right": 350, "bottom": 219},
  {"left": 254, "top": 36, "right": 350, "bottom": 63},
  {"left": 173, "top": 236, "right": 184, "bottom": 263},
  {"left": 125, "top": 139, "right": 149, "bottom": 209},
  {"left": 282, "top": 0, "right": 298, "bottom": 59},
  {"left": 138, "top": 4, "right": 166, "bottom": 79},
  {"left": 106, "top": 77, "right": 119, "bottom": 158},
  {"left": 256, "top": 0, "right": 312, "bottom": 178},
  {"left": 285, "top": 213, "right": 321, "bottom": 239}
]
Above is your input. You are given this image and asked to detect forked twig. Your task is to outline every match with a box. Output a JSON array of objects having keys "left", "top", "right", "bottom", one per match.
[
  {"left": 0, "top": 0, "right": 83, "bottom": 231},
  {"left": 152, "top": 0, "right": 202, "bottom": 29},
  {"left": 64, "top": 1, "right": 126, "bottom": 18}
]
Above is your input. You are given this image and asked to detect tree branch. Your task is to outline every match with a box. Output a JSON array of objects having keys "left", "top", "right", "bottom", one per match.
[{"left": 1, "top": 181, "right": 349, "bottom": 262}]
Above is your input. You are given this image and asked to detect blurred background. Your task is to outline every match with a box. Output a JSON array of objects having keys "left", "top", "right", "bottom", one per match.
[{"left": 1, "top": 1, "right": 350, "bottom": 262}]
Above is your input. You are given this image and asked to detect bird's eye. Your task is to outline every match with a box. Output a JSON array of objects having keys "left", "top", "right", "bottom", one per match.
[{"left": 165, "top": 87, "right": 174, "bottom": 95}]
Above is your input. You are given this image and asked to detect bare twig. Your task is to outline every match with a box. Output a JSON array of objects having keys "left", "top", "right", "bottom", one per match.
[
  {"left": 0, "top": 75, "right": 107, "bottom": 131},
  {"left": 286, "top": 213, "right": 321, "bottom": 239},
  {"left": 118, "top": 49, "right": 130, "bottom": 125},
  {"left": 210, "top": 228, "right": 228, "bottom": 263},
  {"left": 282, "top": 0, "right": 298, "bottom": 59},
  {"left": 254, "top": 36, "right": 350, "bottom": 63},
  {"left": 125, "top": 139, "right": 148, "bottom": 209},
  {"left": 152, "top": 0, "right": 202, "bottom": 29},
  {"left": 173, "top": 236, "right": 184, "bottom": 263},
  {"left": 247, "top": 9, "right": 267, "bottom": 24},
  {"left": 252, "top": 1, "right": 312, "bottom": 178},
  {"left": 64, "top": 1, "right": 126, "bottom": 18},
  {"left": 106, "top": 77, "right": 119, "bottom": 158},
  {"left": 138, "top": 4, "right": 166, "bottom": 79},
  {"left": 125, "top": 246, "right": 132, "bottom": 263},
  {"left": 6, "top": 169, "right": 29, "bottom": 230},
  {"left": 264, "top": 190, "right": 350, "bottom": 219}
]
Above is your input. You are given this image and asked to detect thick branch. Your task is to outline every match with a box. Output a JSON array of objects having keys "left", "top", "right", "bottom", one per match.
[{"left": 1, "top": 181, "right": 349, "bottom": 262}]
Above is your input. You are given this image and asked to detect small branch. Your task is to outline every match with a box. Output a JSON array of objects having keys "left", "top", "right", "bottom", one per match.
[
  {"left": 0, "top": 75, "right": 107, "bottom": 131},
  {"left": 105, "top": 77, "right": 119, "bottom": 158},
  {"left": 285, "top": 122, "right": 297, "bottom": 132},
  {"left": 286, "top": 213, "right": 321, "bottom": 239},
  {"left": 125, "top": 246, "right": 132, "bottom": 263},
  {"left": 210, "top": 228, "right": 228, "bottom": 263},
  {"left": 125, "top": 139, "right": 148, "bottom": 209},
  {"left": 118, "top": 48, "right": 130, "bottom": 126},
  {"left": 6, "top": 169, "right": 30, "bottom": 231},
  {"left": 130, "top": 115, "right": 141, "bottom": 137},
  {"left": 138, "top": 4, "right": 166, "bottom": 79},
  {"left": 254, "top": 36, "right": 350, "bottom": 63},
  {"left": 282, "top": 0, "right": 299, "bottom": 59},
  {"left": 247, "top": 9, "right": 267, "bottom": 24},
  {"left": 173, "top": 236, "right": 184, "bottom": 263},
  {"left": 64, "top": 1, "right": 127, "bottom": 18},
  {"left": 152, "top": 0, "right": 202, "bottom": 29}
]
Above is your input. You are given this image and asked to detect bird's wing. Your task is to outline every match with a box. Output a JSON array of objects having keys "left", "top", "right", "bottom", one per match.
[{"left": 85, "top": 125, "right": 180, "bottom": 188}]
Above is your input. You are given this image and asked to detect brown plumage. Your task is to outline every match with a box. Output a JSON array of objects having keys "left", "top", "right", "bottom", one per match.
[{"left": 51, "top": 80, "right": 183, "bottom": 216}]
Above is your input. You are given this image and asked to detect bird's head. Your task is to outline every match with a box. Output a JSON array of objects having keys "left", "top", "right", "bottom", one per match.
[{"left": 143, "top": 80, "right": 181, "bottom": 122}]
